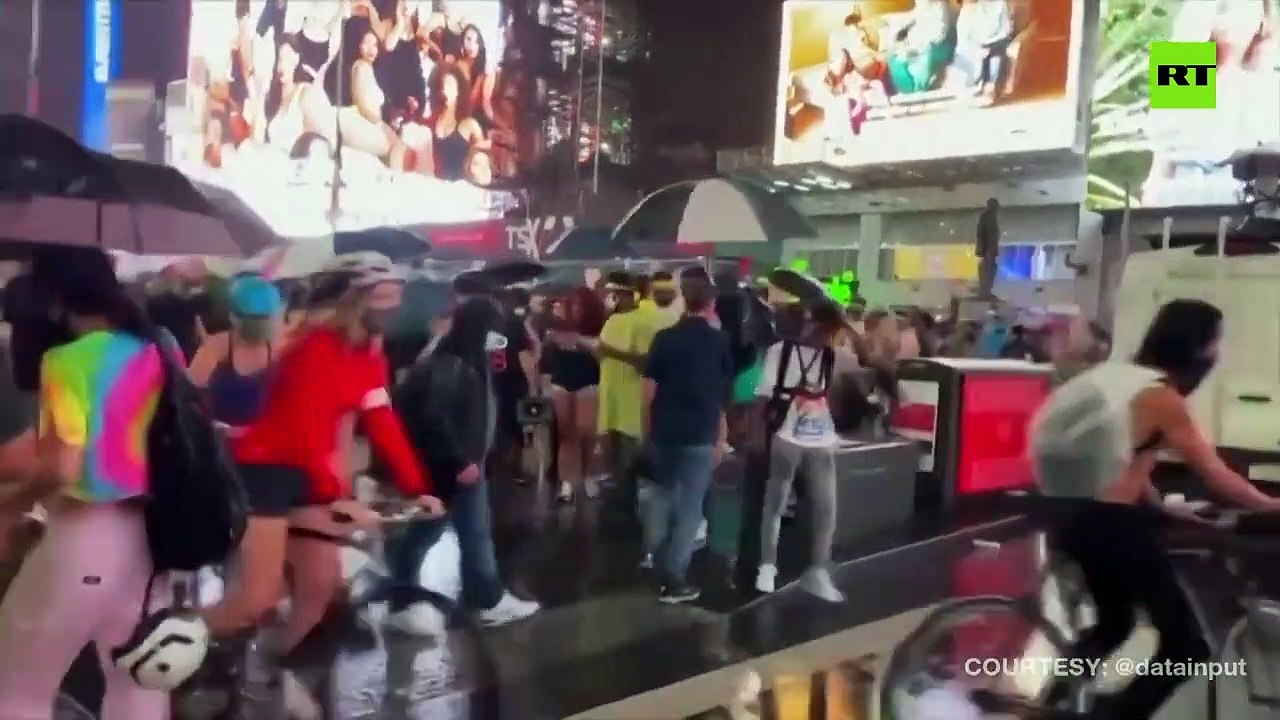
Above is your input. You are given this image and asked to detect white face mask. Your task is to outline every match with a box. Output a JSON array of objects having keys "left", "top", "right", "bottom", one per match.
[{"left": 485, "top": 331, "right": 508, "bottom": 351}]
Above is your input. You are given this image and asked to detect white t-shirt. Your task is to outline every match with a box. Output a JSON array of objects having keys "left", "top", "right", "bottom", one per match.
[{"left": 755, "top": 341, "right": 843, "bottom": 448}]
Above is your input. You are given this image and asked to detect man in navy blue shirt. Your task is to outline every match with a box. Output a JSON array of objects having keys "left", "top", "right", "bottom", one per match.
[{"left": 642, "top": 267, "right": 733, "bottom": 603}]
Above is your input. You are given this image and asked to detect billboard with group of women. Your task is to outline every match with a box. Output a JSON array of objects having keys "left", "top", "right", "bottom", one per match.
[{"left": 172, "top": 0, "right": 537, "bottom": 236}]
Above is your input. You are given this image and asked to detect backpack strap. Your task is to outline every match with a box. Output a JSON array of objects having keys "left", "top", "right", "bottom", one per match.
[
  {"left": 772, "top": 341, "right": 795, "bottom": 400},
  {"left": 820, "top": 347, "right": 836, "bottom": 391}
]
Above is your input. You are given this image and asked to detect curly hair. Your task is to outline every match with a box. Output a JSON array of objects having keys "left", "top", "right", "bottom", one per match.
[
  {"left": 429, "top": 62, "right": 473, "bottom": 118},
  {"left": 566, "top": 286, "right": 606, "bottom": 337}
]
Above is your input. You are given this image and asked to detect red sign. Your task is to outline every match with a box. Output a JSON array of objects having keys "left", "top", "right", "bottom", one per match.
[
  {"left": 955, "top": 375, "right": 1051, "bottom": 496},
  {"left": 427, "top": 220, "right": 507, "bottom": 256}
]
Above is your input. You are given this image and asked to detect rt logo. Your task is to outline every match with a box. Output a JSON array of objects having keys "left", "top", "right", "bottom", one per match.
[{"left": 1150, "top": 41, "right": 1216, "bottom": 109}]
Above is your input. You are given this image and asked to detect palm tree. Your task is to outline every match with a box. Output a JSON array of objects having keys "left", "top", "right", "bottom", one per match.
[{"left": 1086, "top": 0, "right": 1175, "bottom": 210}]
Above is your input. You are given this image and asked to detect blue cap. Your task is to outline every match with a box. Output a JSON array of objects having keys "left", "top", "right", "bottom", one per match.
[{"left": 229, "top": 274, "right": 283, "bottom": 318}]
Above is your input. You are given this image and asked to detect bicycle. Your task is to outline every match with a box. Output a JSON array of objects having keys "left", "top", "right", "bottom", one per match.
[
  {"left": 878, "top": 496, "right": 1280, "bottom": 720},
  {"left": 177, "top": 498, "right": 500, "bottom": 720}
]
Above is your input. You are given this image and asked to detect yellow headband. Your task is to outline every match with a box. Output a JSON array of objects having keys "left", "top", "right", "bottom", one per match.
[{"left": 652, "top": 280, "right": 676, "bottom": 291}]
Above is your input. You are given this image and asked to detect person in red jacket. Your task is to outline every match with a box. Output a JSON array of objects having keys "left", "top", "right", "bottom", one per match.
[{"left": 202, "top": 253, "right": 443, "bottom": 655}]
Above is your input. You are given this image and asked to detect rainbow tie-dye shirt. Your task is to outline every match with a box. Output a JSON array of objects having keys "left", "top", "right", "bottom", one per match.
[{"left": 40, "top": 330, "right": 166, "bottom": 502}]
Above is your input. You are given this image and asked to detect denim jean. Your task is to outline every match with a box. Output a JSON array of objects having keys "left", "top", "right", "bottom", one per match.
[
  {"left": 648, "top": 443, "right": 716, "bottom": 583},
  {"left": 387, "top": 479, "right": 505, "bottom": 611}
]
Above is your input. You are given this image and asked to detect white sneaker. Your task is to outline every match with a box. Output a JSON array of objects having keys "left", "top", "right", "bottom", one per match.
[
  {"left": 282, "top": 670, "right": 321, "bottom": 720},
  {"left": 800, "top": 567, "right": 845, "bottom": 603},
  {"left": 557, "top": 482, "right": 574, "bottom": 503},
  {"left": 383, "top": 602, "right": 447, "bottom": 637},
  {"left": 476, "top": 592, "right": 540, "bottom": 627},
  {"left": 639, "top": 553, "right": 654, "bottom": 569},
  {"left": 755, "top": 564, "right": 777, "bottom": 593}
]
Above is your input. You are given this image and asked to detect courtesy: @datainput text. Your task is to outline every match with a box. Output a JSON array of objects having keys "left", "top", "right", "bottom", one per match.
[{"left": 965, "top": 657, "right": 1248, "bottom": 680}]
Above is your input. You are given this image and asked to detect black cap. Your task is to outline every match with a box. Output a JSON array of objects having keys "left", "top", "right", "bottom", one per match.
[
  {"left": 454, "top": 271, "right": 498, "bottom": 296},
  {"left": 604, "top": 270, "right": 633, "bottom": 289}
]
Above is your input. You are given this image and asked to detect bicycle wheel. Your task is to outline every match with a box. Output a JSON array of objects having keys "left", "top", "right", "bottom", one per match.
[{"left": 880, "top": 596, "right": 1072, "bottom": 720}]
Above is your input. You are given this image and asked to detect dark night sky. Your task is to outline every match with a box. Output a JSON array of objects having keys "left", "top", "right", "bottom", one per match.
[{"left": 635, "top": 0, "right": 781, "bottom": 182}]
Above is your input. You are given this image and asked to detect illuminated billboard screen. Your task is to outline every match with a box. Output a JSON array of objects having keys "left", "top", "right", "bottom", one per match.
[
  {"left": 1087, "top": 0, "right": 1280, "bottom": 209},
  {"left": 176, "top": 0, "right": 526, "bottom": 234},
  {"left": 773, "top": 0, "right": 1084, "bottom": 167}
]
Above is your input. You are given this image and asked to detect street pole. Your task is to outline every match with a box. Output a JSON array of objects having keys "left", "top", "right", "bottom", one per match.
[
  {"left": 330, "top": 31, "right": 345, "bottom": 226},
  {"left": 573, "top": 6, "right": 586, "bottom": 216},
  {"left": 592, "top": 0, "right": 605, "bottom": 195},
  {"left": 25, "top": 0, "right": 41, "bottom": 114}
]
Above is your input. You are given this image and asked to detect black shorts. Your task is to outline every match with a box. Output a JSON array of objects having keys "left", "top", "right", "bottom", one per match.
[{"left": 238, "top": 464, "right": 311, "bottom": 517}]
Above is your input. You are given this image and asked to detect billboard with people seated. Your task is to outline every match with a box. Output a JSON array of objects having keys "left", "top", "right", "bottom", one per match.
[
  {"left": 174, "top": 0, "right": 532, "bottom": 235},
  {"left": 1087, "top": 0, "right": 1280, "bottom": 210},
  {"left": 773, "top": 0, "right": 1086, "bottom": 167}
]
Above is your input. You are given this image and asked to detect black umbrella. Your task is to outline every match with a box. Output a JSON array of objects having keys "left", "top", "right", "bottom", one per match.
[
  {"left": 0, "top": 115, "right": 269, "bottom": 257},
  {"left": 769, "top": 267, "right": 830, "bottom": 303},
  {"left": 333, "top": 226, "right": 431, "bottom": 262},
  {"left": 544, "top": 226, "right": 634, "bottom": 260},
  {"left": 473, "top": 258, "right": 547, "bottom": 286}
]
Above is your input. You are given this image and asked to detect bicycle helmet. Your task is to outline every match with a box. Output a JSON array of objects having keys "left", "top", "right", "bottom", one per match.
[
  {"left": 229, "top": 273, "right": 283, "bottom": 318},
  {"left": 321, "top": 252, "right": 407, "bottom": 288},
  {"left": 309, "top": 253, "right": 407, "bottom": 306},
  {"left": 110, "top": 605, "right": 210, "bottom": 691}
]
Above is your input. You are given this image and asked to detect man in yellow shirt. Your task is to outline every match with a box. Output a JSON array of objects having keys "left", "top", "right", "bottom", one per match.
[
  {"left": 634, "top": 271, "right": 680, "bottom": 358},
  {"left": 597, "top": 272, "right": 646, "bottom": 507}
]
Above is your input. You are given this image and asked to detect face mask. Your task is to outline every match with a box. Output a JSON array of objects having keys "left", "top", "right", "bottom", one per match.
[
  {"left": 361, "top": 307, "right": 398, "bottom": 336},
  {"left": 233, "top": 315, "right": 274, "bottom": 342},
  {"left": 1171, "top": 356, "right": 1217, "bottom": 396},
  {"left": 485, "top": 330, "right": 508, "bottom": 351}
]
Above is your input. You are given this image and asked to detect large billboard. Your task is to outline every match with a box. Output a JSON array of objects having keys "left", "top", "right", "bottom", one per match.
[
  {"left": 1088, "top": 0, "right": 1280, "bottom": 209},
  {"left": 175, "top": 0, "right": 527, "bottom": 235},
  {"left": 773, "top": 0, "right": 1085, "bottom": 167}
]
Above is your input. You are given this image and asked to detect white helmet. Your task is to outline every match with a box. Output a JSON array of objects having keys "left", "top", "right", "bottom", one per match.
[
  {"left": 320, "top": 252, "right": 407, "bottom": 288},
  {"left": 110, "top": 607, "right": 210, "bottom": 690}
]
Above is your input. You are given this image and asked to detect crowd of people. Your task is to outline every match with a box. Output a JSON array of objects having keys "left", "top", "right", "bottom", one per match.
[{"left": 0, "top": 246, "right": 1167, "bottom": 719}]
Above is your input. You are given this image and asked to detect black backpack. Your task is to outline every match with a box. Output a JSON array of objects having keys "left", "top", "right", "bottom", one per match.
[
  {"left": 763, "top": 340, "right": 835, "bottom": 436},
  {"left": 144, "top": 336, "right": 248, "bottom": 572}
]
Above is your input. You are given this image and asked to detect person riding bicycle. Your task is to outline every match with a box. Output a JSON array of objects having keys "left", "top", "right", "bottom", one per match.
[
  {"left": 201, "top": 254, "right": 444, "bottom": 660},
  {"left": 1031, "top": 299, "right": 1280, "bottom": 719}
]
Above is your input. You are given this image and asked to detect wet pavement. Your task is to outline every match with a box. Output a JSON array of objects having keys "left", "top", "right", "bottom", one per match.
[
  {"left": 37, "top": 477, "right": 1033, "bottom": 720},
  {"left": 32, "top": 478, "right": 1277, "bottom": 720}
]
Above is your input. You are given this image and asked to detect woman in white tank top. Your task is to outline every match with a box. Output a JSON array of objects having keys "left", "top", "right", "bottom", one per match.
[{"left": 1035, "top": 299, "right": 1280, "bottom": 719}]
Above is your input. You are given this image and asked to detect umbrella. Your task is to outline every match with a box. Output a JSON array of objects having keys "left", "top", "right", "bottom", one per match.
[
  {"left": 613, "top": 177, "right": 818, "bottom": 247},
  {"left": 461, "top": 259, "right": 547, "bottom": 288},
  {"left": 543, "top": 226, "right": 634, "bottom": 260},
  {"left": 0, "top": 115, "right": 267, "bottom": 257},
  {"left": 334, "top": 226, "right": 431, "bottom": 262},
  {"left": 768, "top": 267, "right": 830, "bottom": 303}
]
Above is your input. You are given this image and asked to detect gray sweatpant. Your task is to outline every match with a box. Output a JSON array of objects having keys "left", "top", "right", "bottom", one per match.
[{"left": 760, "top": 438, "right": 837, "bottom": 566}]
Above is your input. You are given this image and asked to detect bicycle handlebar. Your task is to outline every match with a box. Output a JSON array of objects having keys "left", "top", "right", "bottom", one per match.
[{"left": 329, "top": 500, "right": 435, "bottom": 525}]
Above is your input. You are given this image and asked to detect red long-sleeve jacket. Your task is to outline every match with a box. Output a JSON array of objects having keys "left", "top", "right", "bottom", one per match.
[{"left": 232, "top": 327, "right": 429, "bottom": 502}]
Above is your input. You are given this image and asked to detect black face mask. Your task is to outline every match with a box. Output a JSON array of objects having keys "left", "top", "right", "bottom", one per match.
[{"left": 1169, "top": 356, "right": 1217, "bottom": 396}]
